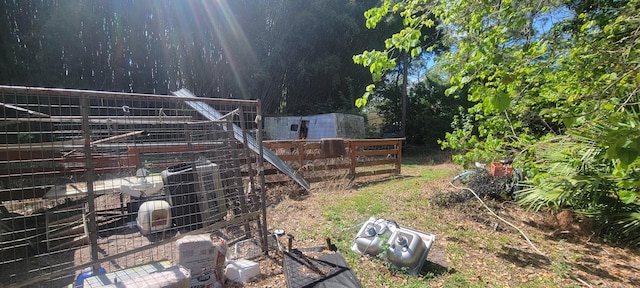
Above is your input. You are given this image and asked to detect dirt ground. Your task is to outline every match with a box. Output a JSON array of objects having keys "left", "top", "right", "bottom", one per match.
[
  {"left": 7, "top": 156, "right": 638, "bottom": 287},
  {"left": 225, "top": 161, "right": 640, "bottom": 288}
]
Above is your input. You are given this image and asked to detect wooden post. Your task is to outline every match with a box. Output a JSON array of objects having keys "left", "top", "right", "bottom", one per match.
[
  {"left": 226, "top": 119, "right": 252, "bottom": 238},
  {"left": 238, "top": 107, "right": 256, "bottom": 209},
  {"left": 395, "top": 139, "right": 403, "bottom": 175},
  {"left": 297, "top": 141, "right": 305, "bottom": 169},
  {"left": 349, "top": 141, "right": 356, "bottom": 179},
  {"left": 127, "top": 146, "right": 140, "bottom": 172},
  {"left": 256, "top": 101, "right": 269, "bottom": 255}
]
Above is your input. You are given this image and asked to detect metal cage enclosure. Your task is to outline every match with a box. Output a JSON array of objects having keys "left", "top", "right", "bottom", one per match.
[{"left": 0, "top": 85, "right": 268, "bottom": 287}]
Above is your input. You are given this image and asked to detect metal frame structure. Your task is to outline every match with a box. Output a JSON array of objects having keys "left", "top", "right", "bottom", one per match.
[{"left": 0, "top": 85, "right": 268, "bottom": 287}]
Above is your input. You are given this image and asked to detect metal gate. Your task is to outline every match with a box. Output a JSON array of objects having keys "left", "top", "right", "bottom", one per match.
[{"left": 0, "top": 85, "right": 267, "bottom": 287}]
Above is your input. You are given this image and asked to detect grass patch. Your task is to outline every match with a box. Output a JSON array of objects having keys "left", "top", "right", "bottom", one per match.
[
  {"left": 421, "top": 168, "right": 454, "bottom": 180},
  {"left": 443, "top": 272, "right": 478, "bottom": 287},
  {"left": 319, "top": 162, "right": 456, "bottom": 287},
  {"left": 309, "top": 152, "right": 601, "bottom": 288},
  {"left": 323, "top": 188, "right": 388, "bottom": 221}
]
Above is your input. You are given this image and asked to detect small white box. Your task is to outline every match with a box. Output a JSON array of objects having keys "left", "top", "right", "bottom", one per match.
[{"left": 225, "top": 259, "right": 260, "bottom": 283}]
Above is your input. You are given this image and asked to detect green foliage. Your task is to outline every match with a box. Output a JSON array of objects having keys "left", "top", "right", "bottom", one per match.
[
  {"left": 1, "top": 0, "right": 387, "bottom": 116},
  {"left": 519, "top": 112, "right": 640, "bottom": 243},
  {"left": 357, "top": 0, "right": 640, "bottom": 244},
  {"left": 374, "top": 73, "right": 470, "bottom": 147},
  {"left": 353, "top": 0, "right": 443, "bottom": 106}
]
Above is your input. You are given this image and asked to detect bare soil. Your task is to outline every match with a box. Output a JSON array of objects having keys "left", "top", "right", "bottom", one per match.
[
  {"left": 225, "top": 161, "right": 640, "bottom": 288},
  {"left": 7, "top": 156, "right": 638, "bottom": 287}
]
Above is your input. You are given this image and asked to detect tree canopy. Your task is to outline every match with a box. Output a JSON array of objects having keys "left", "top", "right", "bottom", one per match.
[
  {"left": 355, "top": 0, "right": 640, "bottom": 244},
  {"left": 0, "top": 0, "right": 390, "bottom": 115}
]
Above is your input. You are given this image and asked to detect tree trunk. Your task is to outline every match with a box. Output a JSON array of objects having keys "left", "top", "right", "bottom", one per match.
[{"left": 401, "top": 54, "right": 408, "bottom": 139}]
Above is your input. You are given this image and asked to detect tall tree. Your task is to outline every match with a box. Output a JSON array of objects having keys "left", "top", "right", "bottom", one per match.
[
  {"left": 256, "top": 0, "right": 388, "bottom": 115},
  {"left": 356, "top": 0, "right": 640, "bottom": 243},
  {"left": 0, "top": 0, "right": 390, "bottom": 116}
]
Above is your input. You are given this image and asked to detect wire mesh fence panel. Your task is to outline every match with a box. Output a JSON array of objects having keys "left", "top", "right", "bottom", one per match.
[{"left": 0, "top": 86, "right": 266, "bottom": 287}]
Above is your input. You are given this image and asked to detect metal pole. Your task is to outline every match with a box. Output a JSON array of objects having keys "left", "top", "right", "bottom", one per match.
[
  {"left": 227, "top": 119, "right": 252, "bottom": 238},
  {"left": 256, "top": 100, "right": 269, "bottom": 254},
  {"left": 239, "top": 107, "right": 263, "bottom": 247},
  {"left": 238, "top": 107, "right": 256, "bottom": 206},
  {"left": 81, "top": 96, "right": 100, "bottom": 272}
]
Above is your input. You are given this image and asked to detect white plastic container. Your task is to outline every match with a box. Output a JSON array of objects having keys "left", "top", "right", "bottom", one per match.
[
  {"left": 137, "top": 200, "right": 172, "bottom": 235},
  {"left": 225, "top": 259, "right": 260, "bottom": 283},
  {"left": 83, "top": 261, "right": 190, "bottom": 288},
  {"left": 97, "top": 266, "right": 190, "bottom": 288},
  {"left": 175, "top": 234, "right": 226, "bottom": 282}
]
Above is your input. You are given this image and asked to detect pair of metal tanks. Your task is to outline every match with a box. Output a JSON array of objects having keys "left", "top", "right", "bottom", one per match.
[{"left": 351, "top": 217, "right": 435, "bottom": 275}]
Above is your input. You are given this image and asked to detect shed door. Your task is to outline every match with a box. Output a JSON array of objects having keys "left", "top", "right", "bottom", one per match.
[
  {"left": 299, "top": 120, "right": 309, "bottom": 139},
  {"left": 289, "top": 121, "right": 301, "bottom": 139}
]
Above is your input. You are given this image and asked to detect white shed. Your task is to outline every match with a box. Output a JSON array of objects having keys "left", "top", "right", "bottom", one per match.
[{"left": 264, "top": 113, "right": 365, "bottom": 140}]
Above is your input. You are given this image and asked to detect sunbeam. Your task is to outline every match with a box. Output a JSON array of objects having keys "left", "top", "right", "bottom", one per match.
[{"left": 201, "top": 0, "right": 257, "bottom": 99}]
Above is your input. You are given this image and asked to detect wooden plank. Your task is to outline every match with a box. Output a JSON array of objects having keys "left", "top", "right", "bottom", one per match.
[
  {"left": 297, "top": 163, "right": 351, "bottom": 171},
  {"left": 204, "top": 139, "right": 401, "bottom": 184},
  {"left": 129, "top": 143, "right": 217, "bottom": 154},
  {"left": 90, "top": 130, "right": 147, "bottom": 146},
  {"left": 48, "top": 221, "right": 86, "bottom": 239},
  {"left": 348, "top": 138, "right": 404, "bottom": 145},
  {"left": 48, "top": 235, "right": 88, "bottom": 251},
  {"left": 356, "top": 158, "right": 397, "bottom": 167},
  {"left": 297, "top": 141, "right": 304, "bottom": 167},
  {"left": 0, "top": 157, "right": 63, "bottom": 164},
  {"left": 43, "top": 174, "right": 164, "bottom": 199},
  {"left": 263, "top": 178, "right": 291, "bottom": 186},
  {"left": 355, "top": 148, "right": 398, "bottom": 157},
  {"left": 0, "top": 140, "right": 82, "bottom": 151},
  {"left": 0, "top": 150, "right": 60, "bottom": 161},
  {"left": 302, "top": 152, "right": 321, "bottom": 160},
  {"left": 139, "top": 138, "right": 393, "bottom": 188},
  {"left": 0, "top": 168, "right": 67, "bottom": 179},
  {"left": 302, "top": 143, "right": 322, "bottom": 149},
  {"left": 263, "top": 142, "right": 298, "bottom": 149},
  {"left": 351, "top": 139, "right": 397, "bottom": 147},
  {"left": 349, "top": 141, "right": 356, "bottom": 179},
  {"left": 48, "top": 214, "right": 83, "bottom": 227}
]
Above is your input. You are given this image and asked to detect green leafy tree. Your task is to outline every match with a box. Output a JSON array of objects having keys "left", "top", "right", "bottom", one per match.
[
  {"left": 375, "top": 71, "right": 470, "bottom": 147},
  {"left": 355, "top": 0, "right": 640, "bottom": 244}
]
